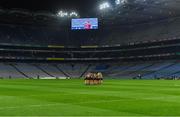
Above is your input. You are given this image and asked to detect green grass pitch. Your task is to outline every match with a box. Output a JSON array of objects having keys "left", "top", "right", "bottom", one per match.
[{"left": 0, "top": 79, "right": 180, "bottom": 116}]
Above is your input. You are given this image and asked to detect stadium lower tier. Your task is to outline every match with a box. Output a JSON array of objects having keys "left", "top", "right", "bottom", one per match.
[{"left": 0, "top": 61, "right": 180, "bottom": 79}]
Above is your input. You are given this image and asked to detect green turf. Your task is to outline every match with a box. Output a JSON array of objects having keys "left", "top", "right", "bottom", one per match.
[{"left": 0, "top": 79, "right": 180, "bottom": 116}]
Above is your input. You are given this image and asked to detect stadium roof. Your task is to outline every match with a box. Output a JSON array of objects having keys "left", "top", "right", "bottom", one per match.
[
  {"left": 0, "top": 0, "right": 180, "bottom": 25},
  {"left": 0, "top": 0, "right": 98, "bottom": 16},
  {"left": 99, "top": 0, "right": 180, "bottom": 24}
]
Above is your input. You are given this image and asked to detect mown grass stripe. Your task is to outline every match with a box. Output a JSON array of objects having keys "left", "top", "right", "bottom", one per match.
[{"left": 0, "top": 79, "right": 180, "bottom": 116}]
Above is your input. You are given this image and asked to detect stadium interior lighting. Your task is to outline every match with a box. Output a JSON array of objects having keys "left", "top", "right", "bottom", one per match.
[
  {"left": 70, "top": 12, "right": 78, "bottom": 17},
  {"left": 57, "top": 11, "right": 79, "bottom": 17},
  {"left": 115, "top": 0, "right": 127, "bottom": 5},
  {"left": 57, "top": 11, "right": 68, "bottom": 17},
  {"left": 115, "top": 0, "right": 120, "bottom": 5},
  {"left": 99, "top": 2, "right": 110, "bottom": 10}
]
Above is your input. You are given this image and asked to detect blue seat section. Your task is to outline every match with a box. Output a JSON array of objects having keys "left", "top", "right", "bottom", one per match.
[
  {"left": 89, "top": 61, "right": 179, "bottom": 79},
  {"left": 95, "top": 65, "right": 109, "bottom": 71},
  {"left": 142, "top": 62, "right": 174, "bottom": 79},
  {"left": 106, "top": 63, "right": 153, "bottom": 78},
  {"left": 0, "top": 61, "right": 180, "bottom": 79},
  {"left": 148, "top": 63, "right": 180, "bottom": 78}
]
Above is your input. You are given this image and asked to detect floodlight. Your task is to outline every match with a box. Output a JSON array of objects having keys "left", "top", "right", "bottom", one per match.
[
  {"left": 99, "top": 2, "right": 110, "bottom": 10},
  {"left": 57, "top": 11, "right": 68, "bottom": 17},
  {"left": 70, "top": 12, "right": 78, "bottom": 17},
  {"left": 115, "top": 0, "right": 127, "bottom": 5}
]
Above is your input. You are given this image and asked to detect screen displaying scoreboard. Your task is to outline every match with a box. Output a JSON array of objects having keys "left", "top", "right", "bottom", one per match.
[{"left": 71, "top": 18, "right": 98, "bottom": 30}]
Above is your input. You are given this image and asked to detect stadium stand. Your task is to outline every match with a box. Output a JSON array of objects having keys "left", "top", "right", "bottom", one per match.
[
  {"left": 38, "top": 64, "right": 66, "bottom": 78},
  {"left": 0, "top": 17, "right": 180, "bottom": 46},
  {"left": 101, "top": 18, "right": 180, "bottom": 45},
  {"left": 14, "top": 63, "right": 49, "bottom": 78},
  {"left": 0, "top": 63, "right": 25, "bottom": 78},
  {"left": 0, "top": 6, "right": 180, "bottom": 80},
  {"left": 0, "top": 24, "right": 67, "bottom": 45},
  {"left": 0, "top": 61, "right": 179, "bottom": 79}
]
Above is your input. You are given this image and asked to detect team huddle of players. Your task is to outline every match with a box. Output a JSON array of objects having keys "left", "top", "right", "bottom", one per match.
[{"left": 84, "top": 72, "right": 103, "bottom": 85}]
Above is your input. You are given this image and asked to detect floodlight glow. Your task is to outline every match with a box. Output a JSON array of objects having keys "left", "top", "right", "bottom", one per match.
[
  {"left": 70, "top": 12, "right": 78, "bottom": 17},
  {"left": 115, "top": 0, "right": 127, "bottom": 5},
  {"left": 57, "top": 11, "right": 68, "bottom": 17},
  {"left": 57, "top": 11, "right": 79, "bottom": 17},
  {"left": 99, "top": 2, "right": 110, "bottom": 10}
]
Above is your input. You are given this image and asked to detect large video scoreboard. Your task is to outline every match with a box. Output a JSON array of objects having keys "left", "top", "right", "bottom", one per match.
[{"left": 71, "top": 18, "right": 98, "bottom": 30}]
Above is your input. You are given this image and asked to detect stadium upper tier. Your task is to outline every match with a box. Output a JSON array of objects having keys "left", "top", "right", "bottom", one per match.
[
  {"left": 0, "top": 15, "right": 180, "bottom": 46},
  {"left": 0, "top": 38, "right": 178, "bottom": 62}
]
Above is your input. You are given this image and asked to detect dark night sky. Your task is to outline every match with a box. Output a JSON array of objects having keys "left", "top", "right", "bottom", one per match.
[{"left": 0, "top": 0, "right": 101, "bottom": 16}]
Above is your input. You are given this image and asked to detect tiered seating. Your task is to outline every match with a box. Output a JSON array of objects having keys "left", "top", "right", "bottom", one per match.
[
  {"left": 1, "top": 18, "right": 180, "bottom": 46},
  {"left": 0, "top": 61, "right": 179, "bottom": 79},
  {"left": 57, "top": 63, "right": 88, "bottom": 78},
  {"left": 39, "top": 64, "right": 66, "bottom": 78},
  {"left": 0, "top": 24, "right": 67, "bottom": 45},
  {"left": 107, "top": 63, "right": 152, "bottom": 78},
  {"left": 102, "top": 63, "right": 136, "bottom": 78},
  {"left": 101, "top": 18, "right": 180, "bottom": 45},
  {"left": 146, "top": 63, "right": 180, "bottom": 78},
  {"left": 14, "top": 63, "right": 49, "bottom": 78},
  {"left": 0, "top": 63, "right": 25, "bottom": 78},
  {"left": 86, "top": 61, "right": 179, "bottom": 79}
]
